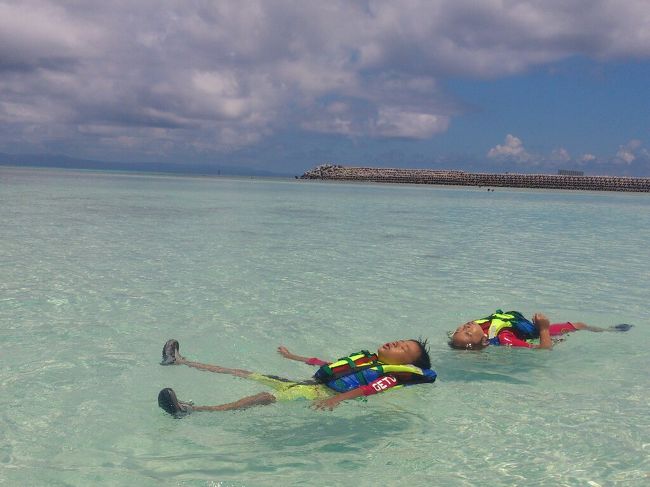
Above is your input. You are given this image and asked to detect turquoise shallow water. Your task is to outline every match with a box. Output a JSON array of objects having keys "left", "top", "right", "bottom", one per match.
[{"left": 1, "top": 166, "right": 649, "bottom": 486}]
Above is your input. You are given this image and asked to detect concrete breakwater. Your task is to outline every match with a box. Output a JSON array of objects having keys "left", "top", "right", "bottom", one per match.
[{"left": 301, "top": 164, "right": 650, "bottom": 192}]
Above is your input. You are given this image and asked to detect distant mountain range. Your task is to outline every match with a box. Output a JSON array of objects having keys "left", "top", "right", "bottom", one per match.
[{"left": 0, "top": 152, "right": 292, "bottom": 177}]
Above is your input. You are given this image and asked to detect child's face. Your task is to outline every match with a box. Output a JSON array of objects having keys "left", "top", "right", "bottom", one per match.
[
  {"left": 451, "top": 321, "right": 486, "bottom": 349},
  {"left": 377, "top": 340, "right": 421, "bottom": 365}
]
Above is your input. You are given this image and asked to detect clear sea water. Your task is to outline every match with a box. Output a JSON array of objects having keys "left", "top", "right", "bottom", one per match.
[{"left": 1, "top": 166, "right": 648, "bottom": 486}]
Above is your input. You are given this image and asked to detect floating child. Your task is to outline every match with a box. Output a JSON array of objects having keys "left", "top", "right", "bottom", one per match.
[
  {"left": 449, "top": 310, "right": 633, "bottom": 350},
  {"left": 158, "top": 338, "right": 436, "bottom": 417}
]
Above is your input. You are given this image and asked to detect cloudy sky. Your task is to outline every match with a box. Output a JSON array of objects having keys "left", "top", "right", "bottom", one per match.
[{"left": 2, "top": 0, "right": 650, "bottom": 175}]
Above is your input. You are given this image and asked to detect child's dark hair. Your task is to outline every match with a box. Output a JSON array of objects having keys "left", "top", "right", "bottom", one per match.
[
  {"left": 447, "top": 337, "right": 486, "bottom": 351},
  {"left": 411, "top": 338, "right": 431, "bottom": 369}
]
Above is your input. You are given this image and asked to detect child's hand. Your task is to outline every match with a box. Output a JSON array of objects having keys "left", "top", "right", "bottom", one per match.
[
  {"left": 277, "top": 346, "right": 292, "bottom": 358},
  {"left": 312, "top": 396, "right": 343, "bottom": 411},
  {"left": 533, "top": 313, "right": 550, "bottom": 330}
]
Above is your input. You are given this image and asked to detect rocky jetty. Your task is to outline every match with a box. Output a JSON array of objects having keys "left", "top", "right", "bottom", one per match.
[{"left": 301, "top": 164, "right": 650, "bottom": 192}]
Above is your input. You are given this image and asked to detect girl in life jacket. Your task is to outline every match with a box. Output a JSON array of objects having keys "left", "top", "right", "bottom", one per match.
[
  {"left": 157, "top": 338, "right": 435, "bottom": 417},
  {"left": 448, "top": 310, "right": 633, "bottom": 350}
]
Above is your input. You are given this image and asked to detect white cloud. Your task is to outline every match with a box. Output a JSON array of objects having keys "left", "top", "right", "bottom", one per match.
[
  {"left": 1, "top": 1, "right": 650, "bottom": 160},
  {"left": 487, "top": 134, "right": 533, "bottom": 163},
  {"left": 374, "top": 108, "right": 449, "bottom": 138},
  {"left": 301, "top": 117, "right": 355, "bottom": 136},
  {"left": 485, "top": 138, "right": 649, "bottom": 175},
  {"left": 301, "top": 104, "right": 450, "bottom": 139},
  {"left": 550, "top": 147, "right": 571, "bottom": 163},
  {"left": 581, "top": 153, "right": 596, "bottom": 163},
  {"left": 615, "top": 139, "right": 643, "bottom": 164},
  {"left": 616, "top": 148, "right": 636, "bottom": 164},
  {"left": 0, "top": 2, "right": 102, "bottom": 65},
  {"left": 326, "top": 102, "right": 349, "bottom": 115}
]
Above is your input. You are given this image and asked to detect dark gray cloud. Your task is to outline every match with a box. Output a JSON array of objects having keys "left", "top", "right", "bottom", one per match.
[{"left": 1, "top": 0, "right": 649, "bottom": 165}]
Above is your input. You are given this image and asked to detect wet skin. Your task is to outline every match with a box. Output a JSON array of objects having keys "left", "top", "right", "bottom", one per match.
[
  {"left": 376, "top": 340, "right": 421, "bottom": 365},
  {"left": 451, "top": 321, "right": 486, "bottom": 349}
]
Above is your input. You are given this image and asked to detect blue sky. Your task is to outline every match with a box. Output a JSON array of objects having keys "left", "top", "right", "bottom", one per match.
[{"left": 1, "top": 1, "right": 649, "bottom": 176}]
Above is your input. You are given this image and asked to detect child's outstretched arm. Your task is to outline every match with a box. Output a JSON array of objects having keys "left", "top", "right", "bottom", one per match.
[
  {"left": 312, "top": 388, "right": 365, "bottom": 410},
  {"left": 277, "top": 346, "right": 329, "bottom": 366},
  {"left": 533, "top": 313, "right": 552, "bottom": 349},
  {"left": 312, "top": 375, "right": 401, "bottom": 410}
]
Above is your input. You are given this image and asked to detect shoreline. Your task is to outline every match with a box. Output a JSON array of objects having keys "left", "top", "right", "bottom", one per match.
[{"left": 300, "top": 164, "right": 650, "bottom": 192}]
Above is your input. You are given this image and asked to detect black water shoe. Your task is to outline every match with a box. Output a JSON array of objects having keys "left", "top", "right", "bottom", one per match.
[
  {"left": 161, "top": 339, "right": 181, "bottom": 365},
  {"left": 611, "top": 323, "right": 634, "bottom": 332},
  {"left": 158, "top": 388, "right": 193, "bottom": 417}
]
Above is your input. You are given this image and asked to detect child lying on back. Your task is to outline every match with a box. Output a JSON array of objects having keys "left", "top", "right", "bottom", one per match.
[
  {"left": 158, "top": 338, "right": 436, "bottom": 417},
  {"left": 449, "top": 310, "right": 632, "bottom": 350}
]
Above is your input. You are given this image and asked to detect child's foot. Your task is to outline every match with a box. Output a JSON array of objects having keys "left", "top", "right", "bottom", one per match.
[
  {"left": 161, "top": 339, "right": 183, "bottom": 365},
  {"left": 611, "top": 323, "right": 634, "bottom": 332},
  {"left": 158, "top": 388, "right": 193, "bottom": 417}
]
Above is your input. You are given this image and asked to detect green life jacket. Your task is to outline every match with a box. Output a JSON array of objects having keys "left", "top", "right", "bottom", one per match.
[{"left": 313, "top": 350, "right": 437, "bottom": 392}]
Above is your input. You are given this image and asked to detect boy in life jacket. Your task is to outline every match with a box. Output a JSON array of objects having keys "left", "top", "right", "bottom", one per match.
[
  {"left": 449, "top": 310, "right": 633, "bottom": 350},
  {"left": 157, "top": 338, "right": 435, "bottom": 417}
]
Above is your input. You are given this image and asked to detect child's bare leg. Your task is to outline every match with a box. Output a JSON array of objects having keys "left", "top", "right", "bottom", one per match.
[
  {"left": 572, "top": 322, "right": 606, "bottom": 332},
  {"left": 193, "top": 392, "right": 276, "bottom": 411},
  {"left": 175, "top": 357, "right": 253, "bottom": 377},
  {"left": 572, "top": 322, "right": 633, "bottom": 332},
  {"left": 161, "top": 339, "right": 253, "bottom": 377},
  {"left": 158, "top": 388, "right": 275, "bottom": 416}
]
